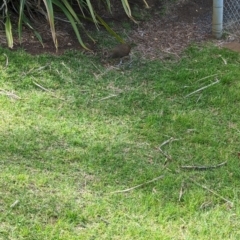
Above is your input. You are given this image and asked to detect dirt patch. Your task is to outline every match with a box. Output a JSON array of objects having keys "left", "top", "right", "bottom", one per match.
[
  {"left": 130, "top": 0, "right": 213, "bottom": 59},
  {"left": 6, "top": 20, "right": 89, "bottom": 55},
  {"left": 1, "top": 0, "right": 237, "bottom": 58},
  {"left": 222, "top": 42, "right": 240, "bottom": 53}
]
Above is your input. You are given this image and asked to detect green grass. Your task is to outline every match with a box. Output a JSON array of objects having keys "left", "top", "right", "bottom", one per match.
[{"left": 1, "top": 44, "right": 240, "bottom": 239}]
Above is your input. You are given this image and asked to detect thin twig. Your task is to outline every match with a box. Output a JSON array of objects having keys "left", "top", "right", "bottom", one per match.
[
  {"left": 24, "top": 64, "right": 50, "bottom": 76},
  {"left": 158, "top": 147, "right": 172, "bottom": 162},
  {"left": 220, "top": 56, "right": 227, "bottom": 65},
  {"left": 161, "top": 49, "right": 180, "bottom": 59},
  {"left": 181, "top": 161, "right": 227, "bottom": 170},
  {"left": 159, "top": 137, "right": 174, "bottom": 148},
  {"left": 196, "top": 74, "right": 218, "bottom": 82},
  {"left": 178, "top": 181, "right": 185, "bottom": 201},
  {"left": 60, "top": 62, "right": 71, "bottom": 73},
  {"left": 185, "top": 79, "right": 220, "bottom": 98},
  {"left": 10, "top": 200, "right": 19, "bottom": 208},
  {"left": 189, "top": 178, "right": 233, "bottom": 206},
  {"left": 92, "top": 62, "right": 115, "bottom": 80},
  {"left": 91, "top": 61, "right": 103, "bottom": 74},
  {"left": 0, "top": 88, "right": 21, "bottom": 100},
  {"left": 3, "top": 53, "right": 8, "bottom": 68},
  {"left": 159, "top": 137, "right": 178, "bottom": 148},
  {"left": 111, "top": 175, "right": 164, "bottom": 193},
  {"left": 99, "top": 94, "right": 118, "bottom": 101},
  {"left": 33, "top": 81, "right": 52, "bottom": 93},
  {"left": 158, "top": 137, "right": 178, "bottom": 163},
  {"left": 196, "top": 93, "right": 202, "bottom": 103},
  {"left": 33, "top": 81, "right": 65, "bottom": 100}
]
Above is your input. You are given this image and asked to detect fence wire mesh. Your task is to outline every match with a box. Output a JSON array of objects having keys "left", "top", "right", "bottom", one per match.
[{"left": 224, "top": 0, "right": 240, "bottom": 37}]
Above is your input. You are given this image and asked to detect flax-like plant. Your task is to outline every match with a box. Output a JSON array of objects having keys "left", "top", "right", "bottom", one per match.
[{"left": 0, "top": 0, "right": 149, "bottom": 50}]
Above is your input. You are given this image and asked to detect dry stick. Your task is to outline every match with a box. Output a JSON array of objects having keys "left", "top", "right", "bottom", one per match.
[
  {"left": 178, "top": 182, "right": 185, "bottom": 202},
  {"left": 25, "top": 64, "right": 50, "bottom": 76},
  {"left": 33, "top": 81, "right": 65, "bottom": 100},
  {"left": 10, "top": 200, "right": 19, "bottom": 208},
  {"left": 99, "top": 94, "right": 118, "bottom": 101},
  {"left": 0, "top": 88, "right": 21, "bottom": 100},
  {"left": 220, "top": 56, "right": 227, "bottom": 65},
  {"left": 3, "top": 53, "right": 8, "bottom": 68},
  {"left": 158, "top": 147, "right": 172, "bottom": 162},
  {"left": 196, "top": 74, "right": 218, "bottom": 82},
  {"left": 91, "top": 61, "right": 103, "bottom": 74},
  {"left": 160, "top": 137, "right": 179, "bottom": 147},
  {"left": 189, "top": 177, "right": 233, "bottom": 206},
  {"left": 159, "top": 137, "right": 175, "bottom": 148},
  {"left": 33, "top": 81, "right": 51, "bottom": 92},
  {"left": 60, "top": 62, "right": 71, "bottom": 73},
  {"left": 92, "top": 62, "right": 105, "bottom": 80},
  {"left": 91, "top": 62, "right": 115, "bottom": 80},
  {"left": 111, "top": 175, "right": 164, "bottom": 194},
  {"left": 93, "top": 67, "right": 118, "bottom": 79},
  {"left": 111, "top": 138, "right": 174, "bottom": 194},
  {"left": 181, "top": 161, "right": 227, "bottom": 170},
  {"left": 158, "top": 137, "right": 179, "bottom": 162},
  {"left": 196, "top": 93, "right": 202, "bottom": 103},
  {"left": 161, "top": 49, "right": 180, "bottom": 59},
  {"left": 185, "top": 79, "right": 220, "bottom": 98}
]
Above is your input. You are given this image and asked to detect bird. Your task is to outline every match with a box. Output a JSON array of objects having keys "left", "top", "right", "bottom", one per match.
[{"left": 108, "top": 43, "right": 131, "bottom": 59}]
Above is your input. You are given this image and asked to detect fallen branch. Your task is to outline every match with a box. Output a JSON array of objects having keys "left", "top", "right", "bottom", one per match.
[
  {"left": 111, "top": 175, "right": 164, "bottom": 193},
  {"left": 181, "top": 161, "right": 227, "bottom": 170},
  {"left": 189, "top": 177, "right": 233, "bottom": 206},
  {"left": 185, "top": 79, "right": 220, "bottom": 98}
]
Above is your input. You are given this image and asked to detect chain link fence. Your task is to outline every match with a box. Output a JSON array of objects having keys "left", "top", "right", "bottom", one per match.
[{"left": 224, "top": 0, "right": 240, "bottom": 37}]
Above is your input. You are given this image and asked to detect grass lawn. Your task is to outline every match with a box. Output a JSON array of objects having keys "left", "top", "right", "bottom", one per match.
[{"left": 0, "top": 44, "right": 240, "bottom": 239}]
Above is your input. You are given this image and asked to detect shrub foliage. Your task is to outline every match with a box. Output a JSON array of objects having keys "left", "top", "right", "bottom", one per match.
[{"left": 0, "top": 0, "right": 149, "bottom": 50}]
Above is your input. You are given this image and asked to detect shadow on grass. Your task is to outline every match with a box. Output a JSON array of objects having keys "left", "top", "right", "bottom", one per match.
[{"left": 1, "top": 44, "right": 240, "bottom": 199}]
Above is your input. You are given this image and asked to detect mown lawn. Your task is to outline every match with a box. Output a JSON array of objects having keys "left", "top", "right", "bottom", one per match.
[{"left": 0, "top": 44, "right": 240, "bottom": 239}]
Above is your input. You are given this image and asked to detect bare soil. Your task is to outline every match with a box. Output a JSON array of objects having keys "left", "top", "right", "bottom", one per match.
[
  {"left": 130, "top": 0, "right": 213, "bottom": 59},
  {"left": 222, "top": 42, "right": 240, "bottom": 53},
  {"left": 1, "top": 0, "right": 239, "bottom": 58}
]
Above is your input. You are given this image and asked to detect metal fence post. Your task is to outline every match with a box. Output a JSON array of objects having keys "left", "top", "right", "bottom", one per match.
[{"left": 212, "top": 0, "right": 224, "bottom": 39}]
